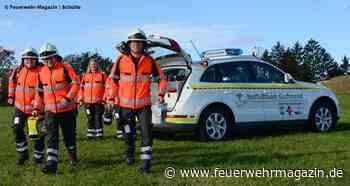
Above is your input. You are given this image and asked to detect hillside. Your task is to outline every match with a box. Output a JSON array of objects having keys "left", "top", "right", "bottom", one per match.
[{"left": 321, "top": 75, "right": 350, "bottom": 93}]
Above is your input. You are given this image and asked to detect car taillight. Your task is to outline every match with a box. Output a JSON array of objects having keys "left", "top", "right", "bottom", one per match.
[{"left": 200, "top": 58, "right": 209, "bottom": 68}]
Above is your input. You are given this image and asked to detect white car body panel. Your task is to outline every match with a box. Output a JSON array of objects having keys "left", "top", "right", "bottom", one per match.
[{"left": 154, "top": 56, "right": 341, "bottom": 128}]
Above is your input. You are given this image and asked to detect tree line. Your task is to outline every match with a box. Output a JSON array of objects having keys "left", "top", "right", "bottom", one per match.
[
  {"left": 258, "top": 39, "right": 349, "bottom": 82},
  {"left": 1, "top": 39, "right": 349, "bottom": 102}
]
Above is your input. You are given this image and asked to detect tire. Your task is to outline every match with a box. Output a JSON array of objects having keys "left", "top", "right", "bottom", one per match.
[
  {"left": 309, "top": 101, "right": 337, "bottom": 132},
  {"left": 199, "top": 107, "right": 233, "bottom": 140}
]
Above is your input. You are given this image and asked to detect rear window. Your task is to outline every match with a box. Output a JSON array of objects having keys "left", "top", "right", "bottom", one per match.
[
  {"left": 148, "top": 47, "right": 178, "bottom": 61},
  {"left": 164, "top": 68, "right": 189, "bottom": 82}
]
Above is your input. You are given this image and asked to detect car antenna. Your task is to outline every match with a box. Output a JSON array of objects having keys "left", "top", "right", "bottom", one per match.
[{"left": 190, "top": 40, "right": 203, "bottom": 60}]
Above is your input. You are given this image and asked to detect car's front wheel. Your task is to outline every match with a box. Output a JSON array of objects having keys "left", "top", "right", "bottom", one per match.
[
  {"left": 199, "top": 107, "right": 233, "bottom": 140},
  {"left": 309, "top": 101, "right": 337, "bottom": 132}
]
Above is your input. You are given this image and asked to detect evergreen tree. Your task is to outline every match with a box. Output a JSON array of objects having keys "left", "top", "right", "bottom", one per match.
[
  {"left": 0, "top": 47, "right": 16, "bottom": 74},
  {"left": 280, "top": 48, "right": 299, "bottom": 78},
  {"left": 270, "top": 41, "right": 285, "bottom": 67},
  {"left": 261, "top": 49, "right": 272, "bottom": 63},
  {"left": 0, "top": 46, "right": 16, "bottom": 103},
  {"left": 299, "top": 63, "right": 313, "bottom": 82},
  {"left": 340, "top": 56, "right": 349, "bottom": 74},
  {"left": 302, "top": 39, "right": 334, "bottom": 81},
  {"left": 290, "top": 41, "right": 303, "bottom": 65}
]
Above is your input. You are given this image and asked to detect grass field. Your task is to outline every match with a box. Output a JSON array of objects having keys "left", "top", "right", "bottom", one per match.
[{"left": 0, "top": 93, "right": 349, "bottom": 185}]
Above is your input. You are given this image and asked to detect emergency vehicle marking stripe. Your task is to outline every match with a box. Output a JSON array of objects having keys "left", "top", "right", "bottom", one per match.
[{"left": 165, "top": 117, "right": 197, "bottom": 124}]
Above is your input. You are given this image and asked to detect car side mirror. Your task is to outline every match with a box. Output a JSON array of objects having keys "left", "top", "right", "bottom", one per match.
[{"left": 284, "top": 73, "right": 295, "bottom": 83}]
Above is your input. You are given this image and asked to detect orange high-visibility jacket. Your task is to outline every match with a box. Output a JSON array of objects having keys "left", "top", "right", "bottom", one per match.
[
  {"left": 106, "top": 53, "right": 167, "bottom": 109},
  {"left": 8, "top": 66, "right": 42, "bottom": 115},
  {"left": 34, "top": 62, "right": 80, "bottom": 113},
  {"left": 78, "top": 71, "right": 107, "bottom": 104}
]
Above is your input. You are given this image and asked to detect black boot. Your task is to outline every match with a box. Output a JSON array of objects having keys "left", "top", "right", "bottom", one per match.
[
  {"left": 124, "top": 131, "right": 135, "bottom": 165},
  {"left": 34, "top": 158, "right": 44, "bottom": 165},
  {"left": 124, "top": 147, "right": 135, "bottom": 165},
  {"left": 16, "top": 152, "right": 29, "bottom": 165},
  {"left": 139, "top": 160, "right": 151, "bottom": 173},
  {"left": 42, "top": 161, "right": 57, "bottom": 174}
]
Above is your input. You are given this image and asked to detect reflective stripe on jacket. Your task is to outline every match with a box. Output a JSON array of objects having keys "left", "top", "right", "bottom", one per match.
[
  {"left": 106, "top": 54, "right": 167, "bottom": 109},
  {"left": 8, "top": 66, "right": 41, "bottom": 114},
  {"left": 34, "top": 62, "right": 80, "bottom": 113},
  {"left": 78, "top": 71, "right": 106, "bottom": 104}
]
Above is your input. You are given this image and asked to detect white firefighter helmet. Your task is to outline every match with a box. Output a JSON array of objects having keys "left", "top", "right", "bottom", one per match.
[
  {"left": 127, "top": 28, "right": 147, "bottom": 43},
  {"left": 21, "top": 47, "right": 39, "bottom": 59},
  {"left": 39, "top": 43, "right": 58, "bottom": 60}
]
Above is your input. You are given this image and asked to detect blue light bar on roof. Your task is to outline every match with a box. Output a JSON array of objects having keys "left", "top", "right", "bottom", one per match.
[{"left": 202, "top": 48, "right": 243, "bottom": 59}]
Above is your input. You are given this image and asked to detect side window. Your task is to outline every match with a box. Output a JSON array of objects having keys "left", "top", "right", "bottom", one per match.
[
  {"left": 249, "top": 62, "right": 284, "bottom": 83},
  {"left": 220, "top": 62, "right": 253, "bottom": 83},
  {"left": 200, "top": 62, "right": 253, "bottom": 83},
  {"left": 200, "top": 65, "right": 222, "bottom": 82}
]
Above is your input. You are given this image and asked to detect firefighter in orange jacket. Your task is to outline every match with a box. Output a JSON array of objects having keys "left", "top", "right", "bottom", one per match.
[
  {"left": 33, "top": 43, "right": 80, "bottom": 174},
  {"left": 78, "top": 58, "right": 107, "bottom": 140},
  {"left": 8, "top": 47, "right": 45, "bottom": 165},
  {"left": 106, "top": 28, "right": 167, "bottom": 173}
]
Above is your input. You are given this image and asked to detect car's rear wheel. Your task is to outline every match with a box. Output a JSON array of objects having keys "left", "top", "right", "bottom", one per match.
[
  {"left": 309, "top": 101, "right": 337, "bottom": 132},
  {"left": 199, "top": 107, "right": 233, "bottom": 140}
]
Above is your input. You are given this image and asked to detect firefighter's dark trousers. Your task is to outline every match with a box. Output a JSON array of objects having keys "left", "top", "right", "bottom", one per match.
[
  {"left": 85, "top": 103, "right": 104, "bottom": 138},
  {"left": 12, "top": 108, "right": 45, "bottom": 160},
  {"left": 119, "top": 106, "right": 152, "bottom": 161},
  {"left": 45, "top": 111, "right": 77, "bottom": 166}
]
